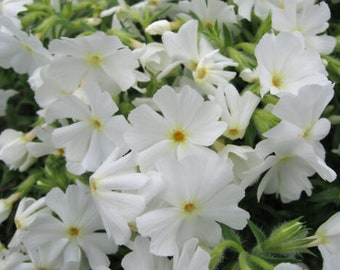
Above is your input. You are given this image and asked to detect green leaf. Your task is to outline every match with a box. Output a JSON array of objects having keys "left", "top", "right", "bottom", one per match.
[
  {"left": 254, "top": 14, "right": 272, "bottom": 43},
  {"left": 221, "top": 224, "right": 242, "bottom": 245},
  {"left": 222, "top": 23, "right": 233, "bottom": 47},
  {"left": 248, "top": 220, "right": 266, "bottom": 247}
]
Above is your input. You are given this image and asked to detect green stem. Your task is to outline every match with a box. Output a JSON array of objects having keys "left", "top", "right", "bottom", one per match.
[
  {"left": 239, "top": 252, "right": 251, "bottom": 270},
  {"left": 248, "top": 254, "right": 274, "bottom": 270}
]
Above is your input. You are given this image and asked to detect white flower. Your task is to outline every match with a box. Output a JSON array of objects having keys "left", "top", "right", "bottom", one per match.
[
  {"left": 136, "top": 154, "right": 249, "bottom": 256},
  {"left": 316, "top": 212, "right": 340, "bottom": 254},
  {"left": 161, "top": 20, "right": 237, "bottom": 95},
  {"left": 233, "top": 0, "right": 273, "bottom": 21},
  {"left": 0, "top": 16, "right": 51, "bottom": 75},
  {"left": 145, "top": 20, "right": 172, "bottom": 35},
  {"left": 0, "top": 0, "right": 33, "bottom": 27},
  {"left": 0, "top": 193, "right": 20, "bottom": 225},
  {"left": 218, "top": 144, "right": 264, "bottom": 188},
  {"left": 274, "top": 263, "right": 304, "bottom": 270},
  {"left": 255, "top": 32, "right": 329, "bottom": 97},
  {"left": 319, "top": 245, "right": 340, "bottom": 270},
  {"left": 0, "top": 248, "right": 28, "bottom": 270},
  {"left": 22, "top": 185, "right": 117, "bottom": 269},
  {"left": 0, "top": 89, "right": 15, "bottom": 116},
  {"left": 173, "top": 238, "right": 210, "bottom": 270},
  {"left": 0, "top": 129, "right": 36, "bottom": 171},
  {"left": 125, "top": 85, "right": 226, "bottom": 170},
  {"left": 122, "top": 236, "right": 172, "bottom": 270},
  {"left": 315, "top": 212, "right": 340, "bottom": 270},
  {"left": 89, "top": 150, "right": 149, "bottom": 245},
  {"left": 8, "top": 197, "right": 47, "bottom": 248},
  {"left": 248, "top": 138, "right": 336, "bottom": 203},
  {"left": 137, "top": 42, "right": 173, "bottom": 75},
  {"left": 212, "top": 84, "right": 260, "bottom": 140},
  {"left": 264, "top": 84, "right": 334, "bottom": 158},
  {"left": 178, "top": 0, "right": 237, "bottom": 29},
  {"left": 26, "top": 126, "right": 64, "bottom": 158},
  {"left": 122, "top": 236, "right": 210, "bottom": 270},
  {"left": 22, "top": 242, "right": 65, "bottom": 269},
  {"left": 28, "top": 65, "right": 81, "bottom": 108},
  {"left": 45, "top": 81, "right": 130, "bottom": 174},
  {"left": 48, "top": 31, "right": 140, "bottom": 95},
  {"left": 272, "top": 0, "right": 336, "bottom": 54}
]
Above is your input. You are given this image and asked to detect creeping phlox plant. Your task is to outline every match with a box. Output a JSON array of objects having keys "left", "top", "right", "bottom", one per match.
[{"left": 0, "top": 0, "right": 340, "bottom": 269}]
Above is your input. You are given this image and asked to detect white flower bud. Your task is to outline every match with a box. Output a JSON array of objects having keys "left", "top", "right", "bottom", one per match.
[{"left": 145, "top": 20, "right": 171, "bottom": 35}]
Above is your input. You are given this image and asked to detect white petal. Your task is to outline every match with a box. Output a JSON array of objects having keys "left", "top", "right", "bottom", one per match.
[{"left": 136, "top": 208, "right": 183, "bottom": 256}]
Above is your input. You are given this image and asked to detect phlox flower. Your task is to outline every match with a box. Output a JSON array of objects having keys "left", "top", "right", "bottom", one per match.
[
  {"left": 48, "top": 31, "right": 140, "bottom": 95},
  {"left": 22, "top": 243, "right": 66, "bottom": 270},
  {"left": 124, "top": 85, "right": 226, "bottom": 170},
  {"left": 172, "top": 238, "right": 211, "bottom": 270},
  {"left": 0, "top": 16, "right": 51, "bottom": 75},
  {"left": 0, "top": 89, "right": 16, "bottom": 116},
  {"left": 0, "top": 0, "right": 32, "bottom": 27},
  {"left": 0, "top": 193, "right": 20, "bottom": 225},
  {"left": 315, "top": 212, "right": 340, "bottom": 270},
  {"left": 272, "top": 0, "right": 336, "bottom": 55},
  {"left": 8, "top": 197, "right": 47, "bottom": 248},
  {"left": 122, "top": 236, "right": 210, "bottom": 270},
  {"left": 137, "top": 42, "right": 173, "bottom": 76},
  {"left": 218, "top": 144, "right": 264, "bottom": 188},
  {"left": 233, "top": 0, "right": 279, "bottom": 21},
  {"left": 248, "top": 138, "right": 336, "bottom": 203},
  {"left": 122, "top": 236, "right": 172, "bottom": 270},
  {"left": 28, "top": 65, "right": 81, "bottom": 108},
  {"left": 0, "top": 129, "right": 36, "bottom": 171},
  {"left": 89, "top": 150, "right": 149, "bottom": 245},
  {"left": 22, "top": 185, "right": 117, "bottom": 270},
  {"left": 264, "top": 84, "right": 334, "bottom": 158},
  {"left": 274, "top": 263, "right": 304, "bottom": 270},
  {"left": 45, "top": 81, "right": 130, "bottom": 174},
  {"left": 26, "top": 126, "right": 64, "bottom": 158},
  {"left": 161, "top": 19, "right": 237, "bottom": 95},
  {"left": 255, "top": 31, "right": 329, "bottom": 97},
  {"left": 212, "top": 84, "right": 260, "bottom": 140},
  {"left": 0, "top": 248, "right": 28, "bottom": 270},
  {"left": 136, "top": 154, "right": 249, "bottom": 256},
  {"left": 178, "top": 0, "right": 237, "bottom": 29}
]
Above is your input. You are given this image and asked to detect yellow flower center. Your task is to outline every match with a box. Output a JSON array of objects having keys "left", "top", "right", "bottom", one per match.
[
  {"left": 271, "top": 73, "right": 284, "bottom": 89},
  {"left": 195, "top": 66, "right": 207, "bottom": 80},
  {"left": 67, "top": 226, "right": 80, "bottom": 238},
  {"left": 172, "top": 130, "right": 185, "bottom": 142},
  {"left": 87, "top": 53, "right": 103, "bottom": 67},
  {"left": 91, "top": 118, "right": 103, "bottom": 131},
  {"left": 184, "top": 203, "right": 196, "bottom": 213}
]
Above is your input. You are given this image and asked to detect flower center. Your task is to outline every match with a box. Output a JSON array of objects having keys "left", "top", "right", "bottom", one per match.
[
  {"left": 67, "top": 226, "right": 80, "bottom": 238},
  {"left": 184, "top": 203, "right": 196, "bottom": 213},
  {"left": 87, "top": 53, "right": 103, "bottom": 67},
  {"left": 172, "top": 130, "right": 185, "bottom": 142},
  {"left": 272, "top": 74, "right": 283, "bottom": 88},
  {"left": 195, "top": 66, "right": 207, "bottom": 80},
  {"left": 21, "top": 42, "right": 34, "bottom": 55},
  {"left": 91, "top": 118, "right": 103, "bottom": 131}
]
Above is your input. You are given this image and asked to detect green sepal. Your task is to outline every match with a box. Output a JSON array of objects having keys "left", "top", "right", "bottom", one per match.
[
  {"left": 248, "top": 221, "right": 266, "bottom": 248},
  {"left": 221, "top": 224, "right": 242, "bottom": 245}
]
